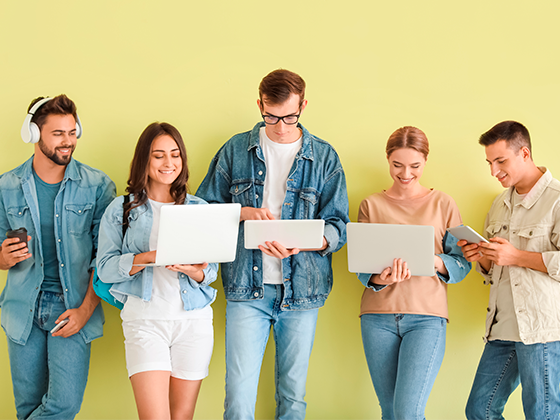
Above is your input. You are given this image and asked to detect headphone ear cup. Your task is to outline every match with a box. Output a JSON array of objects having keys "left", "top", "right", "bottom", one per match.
[
  {"left": 75, "top": 115, "right": 83, "bottom": 139},
  {"left": 29, "top": 122, "right": 41, "bottom": 144}
]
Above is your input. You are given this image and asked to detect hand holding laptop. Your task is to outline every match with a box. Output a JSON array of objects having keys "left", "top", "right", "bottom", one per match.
[
  {"left": 130, "top": 250, "right": 208, "bottom": 282},
  {"left": 374, "top": 258, "right": 412, "bottom": 285},
  {"left": 166, "top": 262, "right": 208, "bottom": 283}
]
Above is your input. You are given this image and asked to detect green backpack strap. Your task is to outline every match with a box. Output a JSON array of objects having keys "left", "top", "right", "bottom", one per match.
[{"left": 93, "top": 194, "right": 131, "bottom": 310}]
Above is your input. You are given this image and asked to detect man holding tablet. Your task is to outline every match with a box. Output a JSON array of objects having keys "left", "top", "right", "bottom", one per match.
[
  {"left": 197, "top": 69, "right": 349, "bottom": 419},
  {"left": 460, "top": 121, "right": 560, "bottom": 418}
]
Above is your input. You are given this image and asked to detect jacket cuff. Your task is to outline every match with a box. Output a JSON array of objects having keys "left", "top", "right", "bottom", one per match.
[
  {"left": 187, "top": 263, "right": 218, "bottom": 288},
  {"left": 318, "top": 223, "right": 339, "bottom": 256},
  {"left": 542, "top": 251, "right": 560, "bottom": 280},
  {"left": 475, "top": 261, "right": 492, "bottom": 284},
  {"left": 118, "top": 253, "right": 136, "bottom": 278},
  {"left": 436, "top": 253, "right": 470, "bottom": 284},
  {"left": 357, "top": 273, "right": 387, "bottom": 291}
]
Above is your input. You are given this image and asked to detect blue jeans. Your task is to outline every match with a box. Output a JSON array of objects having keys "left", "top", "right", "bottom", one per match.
[
  {"left": 6, "top": 292, "right": 91, "bottom": 420},
  {"left": 224, "top": 284, "right": 319, "bottom": 420},
  {"left": 361, "top": 313, "right": 447, "bottom": 420},
  {"left": 466, "top": 339, "right": 560, "bottom": 420}
]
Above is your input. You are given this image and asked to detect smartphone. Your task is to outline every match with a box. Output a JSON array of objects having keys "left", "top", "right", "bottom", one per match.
[{"left": 50, "top": 318, "right": 69, "bottom": 334}]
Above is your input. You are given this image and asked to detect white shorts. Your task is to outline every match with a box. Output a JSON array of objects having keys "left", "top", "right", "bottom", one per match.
[{"left": 122, "top": 317, "right": 214, "bottom": 380}]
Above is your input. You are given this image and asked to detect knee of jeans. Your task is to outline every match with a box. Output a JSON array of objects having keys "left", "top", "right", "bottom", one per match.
[
  {"left": 465, "top": 398, "right": 485, "bottom": 420},
  {"left": 394, "top": 402, "right": 426, "bottom": 420}
]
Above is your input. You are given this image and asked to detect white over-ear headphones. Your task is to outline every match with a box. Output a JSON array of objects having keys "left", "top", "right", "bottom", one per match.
[{"left": 21, "top": 97, "right": 83, "bottom": 144}]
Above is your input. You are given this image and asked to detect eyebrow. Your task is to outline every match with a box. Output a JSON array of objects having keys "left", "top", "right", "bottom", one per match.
[
  {"left": 263, "top": 111, "right": 299, "bottom": 117},
  {"left": 51, "top": 128, "right": 76, "bottom": 134},
  {"left": 485, "top": 156, "right": 505, "bottom": 163},
  {"left": 392, "top": 160, "right": 422, "bottom": 165},
  {"left": 152, "top": 148, "right": 180, "bottom": 153}
]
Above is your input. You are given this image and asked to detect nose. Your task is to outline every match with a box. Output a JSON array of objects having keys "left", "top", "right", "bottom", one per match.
[
  {"left": 276, "top": 119, "right": 287, "bottom": 130},
  {"left": 490, "top": 163, "right": 499, "bottom": 177}
]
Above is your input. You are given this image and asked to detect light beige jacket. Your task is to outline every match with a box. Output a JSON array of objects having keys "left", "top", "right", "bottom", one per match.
[{"left": 477, "top": 168, "right": 560, "bottom": 344}]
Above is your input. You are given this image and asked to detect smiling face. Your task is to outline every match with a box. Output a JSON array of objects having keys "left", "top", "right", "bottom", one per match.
[
  {"left": 36, "top": 114, "right": 78, "bottom": 166},
  {"left": 147, "top": 134, "right": 182, "bottom": 191},
  {"left": 258, "top": 93, "right": 307, "bottom": 144},
  {"left": 387, "top": 147, "right": 427, "bottom": 190},
  {"left": 485, "top": 139, "right": 530, "bottom": 190}
]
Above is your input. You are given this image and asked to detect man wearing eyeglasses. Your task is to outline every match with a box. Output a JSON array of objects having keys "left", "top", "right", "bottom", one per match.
[{"left": 197, "top": 69, "right": 349, "bottom": 420}]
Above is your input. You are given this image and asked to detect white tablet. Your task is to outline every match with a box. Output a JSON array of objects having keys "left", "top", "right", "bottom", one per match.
[
  {"left": 244, "top": 220, "right": 325, "bottom": 249},
  {"left": 446, "top": 225, "right": 488, "bottom": 244},
  {"left": 347, "top": 222, "right": 435, "bottom": 276}
]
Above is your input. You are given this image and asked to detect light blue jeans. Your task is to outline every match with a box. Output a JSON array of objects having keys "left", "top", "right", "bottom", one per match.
[
  {"left": 466, "top": 339, "right": 560, "bottom": 420},
  {"left": 361, "top": 313, "right": 447, "bottom": 420},
  {"left": 224, "top": 284, "right": 319, "bottom": 420},
  {"left": 6, "top": 291, "right": 91, "bottom": 420}
]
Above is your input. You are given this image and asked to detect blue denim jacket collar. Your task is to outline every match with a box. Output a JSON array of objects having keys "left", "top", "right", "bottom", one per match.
[
  {"left": 247, "top": 122, "right": 314, "bottom": 162},
  {"left": 16, "top": 155, "right": 81, "bottom": 184}
]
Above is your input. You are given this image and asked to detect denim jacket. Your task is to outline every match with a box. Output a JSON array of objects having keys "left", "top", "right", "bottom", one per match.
[
  {"left": 196, "top": 122, "right": 349, "bottom": 310},
  {"left": 96, "top": 194, "right": 218, "bottom": 310},
  {"left": 0, "top": 156, "right": 116, "bottom": 345}
]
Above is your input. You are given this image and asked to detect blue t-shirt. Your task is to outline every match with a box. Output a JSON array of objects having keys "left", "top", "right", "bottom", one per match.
[{"left": 33, "top": 169, "right": 62, "bottom": 293}]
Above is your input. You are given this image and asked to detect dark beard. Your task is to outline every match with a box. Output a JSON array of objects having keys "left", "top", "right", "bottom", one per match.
[{"left": 38, "top": 139, "right": 74, "bottom": 166}]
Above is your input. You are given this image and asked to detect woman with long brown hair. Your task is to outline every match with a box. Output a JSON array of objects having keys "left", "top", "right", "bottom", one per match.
[
  {"left": 97, "top": 122, "right": 217, "bottom": 420},
  {"left": 357, "top": 126, "right": 470, "bottom": 419}
]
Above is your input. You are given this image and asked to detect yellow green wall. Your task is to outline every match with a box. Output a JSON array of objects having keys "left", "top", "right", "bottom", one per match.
[{"left": 1, "top": 1, "right": 559, "bottom": 418}]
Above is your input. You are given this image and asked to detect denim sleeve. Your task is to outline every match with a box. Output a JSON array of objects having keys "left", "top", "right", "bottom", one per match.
[
  {"left": 96, "top": 197, "right": 137, "bottom": 283},
  {"left": 356, "top": 273, "right": 388, "bottom": 291},
  {"left": 89, "top": 175, "right": 117, "bottom": 271},
  {"left": 0, "top": 190, "right": 8, "bottom": 246},
  {"left": 317, "top": 166, "right": 350, "bottom": 256},
  {"left": 437, "top": 231, "right": 472, "bottom": 284},
  {"left": 196, "top": 145, "right": 232, "bottom": 204},
  {"left": 187, "top": 262, "right": 218, "bottom": 288}
]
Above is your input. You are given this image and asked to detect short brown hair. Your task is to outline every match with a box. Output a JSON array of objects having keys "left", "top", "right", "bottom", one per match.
[
  {"left": 259, "top": 69, "right": 306, "bottom": 107},
  {"left": 28, "top": 94, "right": 77, "bottom": 129},
  {"left": 479, "top": 120, "right": 531, "bottom": 155},
  {"left": 386, "top": 126, "right": 430, "bottom": 159}
]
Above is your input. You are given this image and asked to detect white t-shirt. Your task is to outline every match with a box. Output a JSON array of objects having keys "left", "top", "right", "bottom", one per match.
[
  {"left": 121, "top": 199, "right": 212, "bottom": 321},
  {"left": 259, "top": 127, "right": 302, "bottom": 285},
  {"left": 488, "top": 190, "right": 526, "bottom": 342}
]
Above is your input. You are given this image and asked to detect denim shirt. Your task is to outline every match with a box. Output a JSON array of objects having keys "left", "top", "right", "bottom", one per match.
[
  {"left": 196, "top": 122, "right": 350, "bottom": 310},
  {"left": 0, "top": 156, "right": 116, "bottom": 345},
  {"left": 357, "top": 231, "right": 471, "bottom": 290},
  {"left": 96, "top": 194, "right": 218, "bottom": 310}
]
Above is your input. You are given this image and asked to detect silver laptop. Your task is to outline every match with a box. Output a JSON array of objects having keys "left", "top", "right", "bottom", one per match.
[
  {"left": 136, "top": 203, "right": 241, "bottom": 266},
  {"left": 347, "top": 222, "right": 435, "bottom": 276},
  {"left": 244, "top": 220, "right": 325, "bottom": 249}
]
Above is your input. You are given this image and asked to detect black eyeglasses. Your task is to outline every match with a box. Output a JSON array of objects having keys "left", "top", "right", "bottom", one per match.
[{"left": 261, "top": 113, "right": 300, "bottom": 125}]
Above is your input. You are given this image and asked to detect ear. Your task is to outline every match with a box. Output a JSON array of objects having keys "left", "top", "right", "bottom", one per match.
[
  {"left": 300, "top": 99, "right": 308, "bottom": 113},
  {"left": 257, "top": 99, "right": 262, "bottom": 110},
  {"left": 521, "top": 146, "right": 531, "bottom": 160}
]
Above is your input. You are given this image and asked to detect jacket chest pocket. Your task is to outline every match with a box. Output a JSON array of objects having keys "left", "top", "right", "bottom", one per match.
[
  {"left": 65, "top": 203, "right": 94, "bottom": 236},
  {"left": 230, "top": 182, "right": 253, "bottom": 207},
  {"left": 486, "top": 222, "right": 508, "bottom": 239},
  {"left": 6, "top": 205, "right": 34, "bottom": 233},
  {"left": 514, "top": 225, "right": 547, "bottom": 252},
  {"left": 298, "top": 189, "right": 319, "bottom": 219}
]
